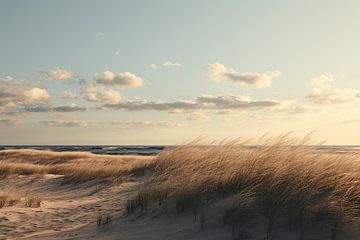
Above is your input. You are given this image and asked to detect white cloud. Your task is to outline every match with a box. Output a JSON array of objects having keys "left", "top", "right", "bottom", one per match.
[
  {"left": 310, "top": 73, "right": 335, "bottom": 87},
  {"left": 115, "top": 51, "right": 120, "bottom": 56},
  {"left": 0, "top": 76, "right": 27, "bottom": 86},
  {"left": 81, "top": 82, "right": 122, "bottom": 104},
  {"left": 308, "top": 87, "right": 360, "bottom": 105},
  {"left": 97, "top": 32, "right": 105, "bottom": 36},
  {"left": 307, "top": 74, "right": 360, "bottom": 105},
  {"left": 149, "top": 64, "right": 158, "bottom": 69},
  {"left": 0, "top": 76, "right": 50, "bottom": 112},
  {"left": 208, "top": 63, "right": 280, "bottom": 88},
  {"left": 163, "top": 61, "right": 182, "bottom": 67},
  {"left": 62, "top": 90, "right": 77, "bottom": 100},
  {"left": 23, "top": 88, "right": 50, "bottom": 103},
  {"left": 95, "top": 71, "right": 144, "bottom": 88},
  {"left": 0, "top": 82, "right": 22, "bottom": 108},
  {"left": 39, "top": 68, "right": 76, "bottom": 81}
]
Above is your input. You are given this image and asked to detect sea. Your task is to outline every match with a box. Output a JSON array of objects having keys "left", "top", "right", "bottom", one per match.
[{"left": 0, "top": 146, "right": 167, "bottom": 156}]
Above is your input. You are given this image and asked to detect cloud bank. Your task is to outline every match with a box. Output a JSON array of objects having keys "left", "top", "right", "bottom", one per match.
[
  {"left": 0, "top": 76, "right": 50, "bottom": 111},
  {"left": 25, "top": 104, "right": 86, "bottom": 113},
  {"left": 102, "top": 94, "right": 280, "bottom": 112},
  {"left": 307, "top": 73, "right": 360, "bottom": 105}
]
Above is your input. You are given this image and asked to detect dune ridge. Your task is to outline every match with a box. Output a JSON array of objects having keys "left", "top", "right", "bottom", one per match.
[{"left": 127, "top": 135, "right": 360, "bottom": 240}]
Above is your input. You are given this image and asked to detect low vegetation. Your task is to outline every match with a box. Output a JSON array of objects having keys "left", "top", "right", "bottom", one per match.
[
  {"left": 97, "top": 212, "right": 112, "bottom": 227},
  {"left": 0, "top": 150, "right": 154, "bottom": 182},
  {"left": 0, "top": 193, "right": 21, "bottom": 208},
  {"left": 24, "top": 194, "right": 42, "bottom": 208},
  {"left": 125, "top": 135, "right": 360, "bottom": 239}
]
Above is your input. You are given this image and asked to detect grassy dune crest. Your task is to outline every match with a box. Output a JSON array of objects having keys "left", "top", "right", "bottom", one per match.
[
  {"left": 127, "top": 135, "right": 360, "bottom": 239},
  {"left": 0, "top": 150, "right": 153, "bottom": 182}
]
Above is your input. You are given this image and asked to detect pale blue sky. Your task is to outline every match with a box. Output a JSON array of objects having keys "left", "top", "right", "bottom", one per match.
[{"left": 1, "top": 1, "right": 360, "bottom": 144}]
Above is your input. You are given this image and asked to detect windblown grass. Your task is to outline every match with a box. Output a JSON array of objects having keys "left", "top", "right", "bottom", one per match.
[
  {"left": 0, "top": 150, "right": 154, "bottom": 182},
  {"left": 127, "top": 135, "right": 360, "bottom": 239}
]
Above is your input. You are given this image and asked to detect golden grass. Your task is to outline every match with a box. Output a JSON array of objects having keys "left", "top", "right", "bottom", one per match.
[
  {"left": 0, "top": 191, "right": 42, "bottom": 208},
  {"left": 24, "top": 194, "right": 42, "bottom": 208},
  {"left": 127, "top": 135, "right": 360, "bottom": 239},
  {"left": 0, "top": 149, "right": 154, "bottom": 182}
]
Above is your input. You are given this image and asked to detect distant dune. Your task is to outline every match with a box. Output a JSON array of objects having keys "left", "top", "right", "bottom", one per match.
[{"left": 0, "top": 136, "right": 360, "bottom": 239}]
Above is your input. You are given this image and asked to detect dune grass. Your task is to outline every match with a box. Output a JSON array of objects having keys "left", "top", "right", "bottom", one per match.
[
  {"left": 126, "top": 135, "right": 360, "bottom": 239},
  {"left": 0, "top": 192, "right": 20, "bottom": 208},
  {"left": 0, "top": 149, "right": 154, "bottom": 182},
  {"left": 24, "top": 194, "right": 42, "bottom": 208}
]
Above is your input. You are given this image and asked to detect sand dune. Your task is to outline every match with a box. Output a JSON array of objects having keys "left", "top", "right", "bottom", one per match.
[{"left": 1, "top": 137, "right": 360, "bottom": 239}]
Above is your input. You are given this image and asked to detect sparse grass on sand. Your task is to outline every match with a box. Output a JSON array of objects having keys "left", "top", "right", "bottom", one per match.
[
  {"left": 24, "top": 194, "right": 42, "bottom": 208},
  {"left": 0, "top": 192, "right": 20, "bottom": 208},
  {"left": 125, "top": 135, "right": 360, "bottom": 239}
]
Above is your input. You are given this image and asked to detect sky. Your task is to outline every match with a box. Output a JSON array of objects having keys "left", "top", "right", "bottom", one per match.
[{"left": 1, "top": 0, "right": 360, "bottom": 145}]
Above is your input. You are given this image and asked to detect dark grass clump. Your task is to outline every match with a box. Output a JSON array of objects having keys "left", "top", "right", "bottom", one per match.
[{"left": 97, "top": 213, "right": 112, "bottom": 227}]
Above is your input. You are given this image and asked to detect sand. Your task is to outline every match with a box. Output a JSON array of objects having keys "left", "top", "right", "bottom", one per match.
[{"left": 0, "top": 173, "right": 230, "bottom": 240}]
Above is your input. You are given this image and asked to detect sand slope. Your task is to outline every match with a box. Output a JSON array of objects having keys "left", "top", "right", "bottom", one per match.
[{"left": 0, "top": 173, "right": 357, "bottom": 240}]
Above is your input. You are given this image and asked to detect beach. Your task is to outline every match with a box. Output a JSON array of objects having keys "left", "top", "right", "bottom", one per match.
[{"left": 0, "top": 138, "right": 360, "bottom": 239}]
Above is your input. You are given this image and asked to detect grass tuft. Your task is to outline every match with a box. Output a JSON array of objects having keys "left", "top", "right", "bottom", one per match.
[
  {"left": 25, "top": 195, "right": 42, "bottom": 207},
  {"left": 97, "top": 213, "right": 112, "bottom": 227}
]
